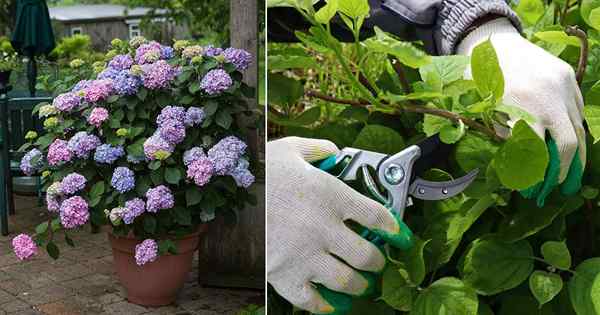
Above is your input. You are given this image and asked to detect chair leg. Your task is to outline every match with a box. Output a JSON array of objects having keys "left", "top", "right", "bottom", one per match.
[{"left": 6, "top": 172, "right": 14, "bottom": 215}]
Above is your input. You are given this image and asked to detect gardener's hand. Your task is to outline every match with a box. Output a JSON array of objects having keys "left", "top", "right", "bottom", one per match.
[
  {"left": 457, "top": 17, "right": 586, "bottom": 207},
  {"left": 267, "top": 137, "right": 411, "bottom": 314}
]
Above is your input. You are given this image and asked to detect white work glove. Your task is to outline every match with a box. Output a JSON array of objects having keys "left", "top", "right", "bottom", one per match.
[
  {"left": 456, "top": 17, "right": 586, "bottom": 206},
  {"left": 267, "top": 137, "right": 411, "bottom": 314}
]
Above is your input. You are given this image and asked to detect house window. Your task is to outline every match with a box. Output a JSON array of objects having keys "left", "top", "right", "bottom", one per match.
[
  {"left": 129, "top": 23, "right": 141, "bottom": 38},
  {"left": 70, "top": 27, "right": 82, "bottom": 36}
]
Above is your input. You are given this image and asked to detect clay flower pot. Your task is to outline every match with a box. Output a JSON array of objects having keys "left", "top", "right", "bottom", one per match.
[{"left": 108, "top": 225, "right": 207, "bottom": 306}]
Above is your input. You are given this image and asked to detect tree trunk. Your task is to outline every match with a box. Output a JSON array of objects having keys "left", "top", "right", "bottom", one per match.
[{"left": 198, "top": 0, "right": 264, "bottom": 290}]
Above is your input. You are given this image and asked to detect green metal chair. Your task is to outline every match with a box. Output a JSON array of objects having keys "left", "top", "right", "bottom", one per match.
[{"left": 0, "top": 90, "right": 51, "bottom": 235}]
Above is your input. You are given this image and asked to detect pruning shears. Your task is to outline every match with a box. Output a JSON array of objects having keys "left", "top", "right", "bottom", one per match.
[{"left": 316, "top": 135, "right": 479, "bottom": 250}]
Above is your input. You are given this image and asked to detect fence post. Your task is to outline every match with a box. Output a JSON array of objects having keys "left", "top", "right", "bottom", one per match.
[{"left": 198, "top": 0, "right": 265, "bottom": 289}]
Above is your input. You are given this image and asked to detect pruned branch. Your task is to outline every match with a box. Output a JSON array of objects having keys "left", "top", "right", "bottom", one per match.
[
  {"left": 306, "top": 90, "right": 505, "bottom": 142},
  {"left": 565, "top": 25, "right": 588, "bottom": 86}
]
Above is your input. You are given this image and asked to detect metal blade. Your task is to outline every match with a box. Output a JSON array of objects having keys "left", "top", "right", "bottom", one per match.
[{"left": 408, "top": 169, "right": 479, "bottom": 200}]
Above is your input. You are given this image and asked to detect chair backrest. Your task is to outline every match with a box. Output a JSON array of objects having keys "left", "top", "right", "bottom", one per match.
[{"left": 5, "top": 96, "right": 53, "bottom": 153}]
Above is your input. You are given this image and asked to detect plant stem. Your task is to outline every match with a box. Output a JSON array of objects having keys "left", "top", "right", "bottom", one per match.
[
  {"left": 565, "top": 25, "right": 589, "bottom": 86},
  {"left": 305, "top": 90, "right": 505, "bottom": 142}
]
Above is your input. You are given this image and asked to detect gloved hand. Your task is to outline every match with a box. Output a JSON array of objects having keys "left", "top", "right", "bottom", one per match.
[
  {"left": 456, "top": 17, "right": 586, "bottom": 206},
  {"left": 267, "top": 137, "right": 412, "bottom": 314}
]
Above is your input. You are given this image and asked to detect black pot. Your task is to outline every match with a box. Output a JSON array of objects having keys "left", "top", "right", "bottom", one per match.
[{"left": 0, "top": 70, "right": 11, "bottom": 86}]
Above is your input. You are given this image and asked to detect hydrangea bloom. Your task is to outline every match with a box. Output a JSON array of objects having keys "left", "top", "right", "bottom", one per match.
[
  {"left": 71, "top": 80, "right": 93, "bottom": 93},
  {"left": 94, "top": 144, "right": 125, "bottom": 164},
  {"left": 229, "top": 159, "right": 255, "bottom": 188},
  {"left": 143, "top": 132, "right": 174, "bottom": 160},
  {"left": 83, "top": 80, "right": 114, "bottom": 103},
  {"left": 146, "top": 185, "right": 174, "bottom": 212},
  {"left": 12, "top": 234, "right": 37, "bottom": 260},
  {"left": 207, "top": 136, "right": 247, "bottom": 175},
  {"left": 159, "top": 120, "right": 186, "bottom": 145},
  {"left": 46, "top": 194, "right": 60, "bottom": 212},
  {"left": 108, "top": 54, "right": 134, "bottom": 70},
  {"left": 204, "top": 45, "right": 224, "bottom": 57},
  {"left": 38, "top": 104, "right": 58, "bottom": 118},
  {"left": 200, "top": 69, "right": 232, "bottom": 95},
  {"left": 88, "top": 107, "right": 109, "bottom": 128},
  {"left": 140, "top": 60, "right": 177, "bottom": 90},
  {"left": 47, "top": 181, "right": 62, "bottom": 197},
  {"left": 223, "top": 48, "right": 252, "bottom": 71},
  {"left": 53, "top": 92, "right": 81, "bottom": 112},
  {"left": 183, "top": 147, "right": 205, "bottom": 166},
  {"left": 123, "top": 198, "right": 145, "bottom": 225},
  {"left": 113, "top": 70, "right": 141, "bottom": 95},
  {"left": 135, "top": 41, "right": 162, "bottom": 64},
  {"left": 20, "top": 148, "right": 43, "bottom": 176},
  {"left": 107, "top": 207, "right": 127, "bottom": 225},
  {"left": 111, "top": 167, "right": 135, "bottom": 193},
  {"left": 59, "top": 196, "right": 90, "bottom": 229},
  {"left": 187, "top": 157, "right": 214, "bottom": 187},
  {"left": 182, "top": 45, "right": 203, "bottom": 59},
  {"left": 156, "top": 106, "right": 186, "bottom": 125},
  {"left": 161, "top": 46, "right": 174, "bottom": 59},
  {"left": 135, "top": 239, "right": 158, "bottom": 266},
  {"left": 129, "top": 36, "right": 147, "bottom": 48},
  {"left": 47, "top": 139, "right": 73, "bottom": 166},
  {"left": 67, "top": 132, "right": 101, "bottom": 158},
  {"left": 60, "top": 173, "right": 86, "bottom": 195},
  {"left": 97, "top": 67, "right": 120, "bottom": 80},
  {"left": 184, "top": 107, "right": 205, "bottom": 127}
]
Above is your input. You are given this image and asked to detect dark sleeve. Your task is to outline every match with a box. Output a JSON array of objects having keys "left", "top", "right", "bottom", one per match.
[{"left": 267, "top": 0, "right": 521, "bottom": 55}]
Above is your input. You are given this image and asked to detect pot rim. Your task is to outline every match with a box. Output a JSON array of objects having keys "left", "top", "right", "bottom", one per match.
[{"left": 108, "top": 224, "right": 208, "bottom": 241}]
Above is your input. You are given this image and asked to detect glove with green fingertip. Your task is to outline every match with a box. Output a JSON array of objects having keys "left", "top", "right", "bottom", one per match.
[{"left": 457, "top": 18, "right": 586, "bottom": 206}]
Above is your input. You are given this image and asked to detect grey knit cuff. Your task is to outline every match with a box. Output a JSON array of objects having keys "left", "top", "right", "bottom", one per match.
[{"left": 435, "top": 0, "right": 522, "bottom": 55}]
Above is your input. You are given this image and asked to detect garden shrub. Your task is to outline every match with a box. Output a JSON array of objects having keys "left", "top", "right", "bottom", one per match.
[
  {"left": 15, "top": 36, "right": 257, "bottom": 265},
  {"left": 268, "top": 0, "right": 600, "bottom": 313}
]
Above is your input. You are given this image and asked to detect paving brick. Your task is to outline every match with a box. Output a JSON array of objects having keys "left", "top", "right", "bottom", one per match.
[
  {"left": 18, "top": 284, "right": 74, "bottom": 306},
  {"left": 1, "top": 299, "right": 32, "bottom": 313},
  {"left": 103, "top": 301, "right": 146, "bottom": 315}
]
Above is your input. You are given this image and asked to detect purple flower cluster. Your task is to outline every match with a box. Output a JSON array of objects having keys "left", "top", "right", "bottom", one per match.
[
  {"left": 183, "top": 147, "right": 205, "bottom": 166},
  {"left": 200, "top": 69, "right": 232, "bottom": 95},
  {"left": 135, "top": 41, "right": 162, "bottom": 64},
  {"left": 88, "top": 107, "right": 109, "bottom": 128},
  {"left": 228, "top": 158, "right": 255, "bottom": 188},
  {"left": 223, "top": 48, "right": 252, "bottom": 71},
  {"left": 187, "top": 157, "right": 214, "bottom": 187},
  {"left": 111, "top": 167, "right": 135, "bottom": 193},
  {"left": 184, "top": 107, "right": 205, "bottom": 127},
  {"left": 143, "top": 131, "right": 174, "bottom": 160},
  {"left": 46, "top": 182, "right": 62, "bottom": 212},
  {"left": 20, "top": 148, "right": 43, "bottom": 176},
  {"left": 83, "top": 80, "right": 114, "bottom": 103},
  {"left": 59, "top": 196, "right": 89, "bottom": 229},
  {"left": 161, "top": 46, "right": 175, "bottom": 59},
  {"left": 60, "top": 173, "right": 86, "bottom": 195},
  {"left": 123, "top": 198, "right": 145, "bottom": 224},
  {"left": 141, "top": 60, "right": 178, "bottom": 90},
  {"left": 94, "top": 144, "right": 125, "bottom": 164},
  {"left": 48, "top": 139, "right": 73, "bottom": 166},
  {"left": 53, "top": 92, "right": 81, "bottom": 112},
  {"left": 207, "top": 136, "right": 247, "bottom": 175},
  {"left": 156, "top": 106, "right": 186, "bottom": 125},
  {"left": 108, "top": 54, "right": 134, "bottom": 70},
  {"left": 97, "top": 68, "right": 120, "bottom": 80},
  {"left": 135, "top": 239, "right": 158, "bottom": 266},
  {"left": 12, "top": 234, "right": 37, "bottom": 260},
  {"left": 71, "top": 80, "right": 93, "bottom": 93},
  {"left": 67, "top": 132, "right": 101, "bottom": 158},
  {"left": 204, "top": 45, "right": 224, "bottom": 57},
  {"left": 113, "top": 70, "right": 141, "bottom": 96},
  {"left": 159, "top": 120, "right": 186, "bottom": 144},
  {"left": 145, "top": 185, "right": 174, "bottom": 212}
]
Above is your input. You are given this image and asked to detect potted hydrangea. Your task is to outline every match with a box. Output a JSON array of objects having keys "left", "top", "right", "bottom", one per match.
[{"left": 13, "top": 36, "right": 257, "bottom": 306}]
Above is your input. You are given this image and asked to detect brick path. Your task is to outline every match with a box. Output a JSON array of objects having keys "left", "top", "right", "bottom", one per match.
[{"left": 0, "top": 195, "right": 264, "bottom": 315}]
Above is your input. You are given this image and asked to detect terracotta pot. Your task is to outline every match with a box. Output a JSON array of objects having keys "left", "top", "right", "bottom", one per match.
[{"left": 108, "top": 225, "right": 207, "bottom": 306}]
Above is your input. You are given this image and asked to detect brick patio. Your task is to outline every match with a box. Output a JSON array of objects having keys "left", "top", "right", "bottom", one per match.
[{"left": 0, "top": 194, "right": 264, "bottom": 315}]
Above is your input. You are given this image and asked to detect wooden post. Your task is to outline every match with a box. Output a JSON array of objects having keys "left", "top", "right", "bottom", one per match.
[{"left": 198, "top": 0, "right": 265, "bottom": 289}]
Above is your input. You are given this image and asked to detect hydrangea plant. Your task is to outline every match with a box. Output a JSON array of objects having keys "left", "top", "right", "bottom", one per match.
[{"left": 14, "top": 37, "right": 257, "bottom": 266}]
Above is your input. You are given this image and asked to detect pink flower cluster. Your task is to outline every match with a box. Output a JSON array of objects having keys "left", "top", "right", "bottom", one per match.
[
  {"left": 12, "top": 234, "right": 37, "bottom": 260},
  {"left": 47, "top": 139, "right": 73, "bottom": 166},
  {"left": 88, "top": 107, "right": 109, "bottom": 128},
  {"left": 83, "top": 80, "right": 114, "bottom": 103}
]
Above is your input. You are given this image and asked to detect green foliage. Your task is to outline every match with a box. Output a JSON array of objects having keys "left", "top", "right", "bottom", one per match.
[{"left": 268, "top": 0, "right": 600, "bottom": 313}]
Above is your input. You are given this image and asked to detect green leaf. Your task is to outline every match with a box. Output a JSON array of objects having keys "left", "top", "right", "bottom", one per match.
[
  {"left": 337, "top": 0, "right": 369, "bottom": 18},
  {"left": 174, "top": 207, "right": 192, "bottom": 226},
  {"left": 380, "top": 265, "right": 417, "bottom": 312},
  {"left": 179, "top": 95, "right": 194, "bottom": 105},
  {"left": 515, "top": 0, "right": 545, "bottom": 25},
  {"left": 459, "top": 237, "right": 534, "bottom": 295},
  {"left": 568, "top": 257, "right": 600, "bottom": 315},
  {"left": 471, "top": 39, "right": 504, "bottom": 100},
  {"left": 585, "top": 105, "right": 600, "bottom": 143},
  {"left": 35, "top": 221, "right": 49, "bottom": 235},
  {"left": 338, "top": 106, "right": 369, "bottom": 122},
  {"left": 186, "top": 188, "right": 203, "bottom": 206},
  {"left": 216, "top": 110, "right": 233, "bottom": 129},
  {"left": 419, "top": 55, "right": 470, "bottom": 91},
  {"left": 46, "top": 241, "right": 60, "bottom": 260},
  {"left": 388, "top": 238, "right": 430, "bottom": 285},
  {"left": 65, "top": 234, "right": 75, "bottom": 247},
  {"left": 541, "top": 241, "right": 572, "bottom": 270},
  {"left": 315, "top": 0, "right": 338, "bottom": 24},
  {"left": 581, "top": 185, "right": 600, "bottom": 199},
  {"left": 189, "top": 81, "right": 201, "bottom": 94},
  {"left": 268, "top": 55, "right": 318, "bottom": 70},
  {"left": 495, "top": 104, "right": 537, "bottom": 125},
  {"left": 148, "top": 160, "right": 162, "bottom": 171},
  {"left": 89, "top": 181, "right": 105, "bottom": 199},
  {"left": 455, "top": 133, "right": 499, "bottom": 172},
  {"left": 493, "top": 120, "right": 549, "bottom": 190},
  {"left": 164, "top": 167, "right": 182, "bottom": 185},
  {"left": 582, "top": 0, "right": 600, "bottom": 30},
  {"left": 137, "top": 88, "right": 148, "bottom": 101},
  {"left": 439, "top": 120, "right": 465, "bottom": 144},
  {"left": 143, "top": 216, "right": 157, "bottom": 234},
  {"left": 422, "top": 114, "right": 450, "bottom": 137},
  {"left": 267, "top": 73, "right": 304, "bottom": 108},
  {"left": 535, "top": 31, "right": 583, "bottom": 47},
  {"left": 352, "top": 125, "right": 405, "bottom": 155},
  {"left": 204, "top": 100, "right": 219, "bottom": 116},
  {"left": 412, "top": 277, "right": 478, "bottom": 315},
  {"left": 529, "top": 271, "right": 563, "bottom": 307},
  {"left": 364, "top": 27, "right": 431, "bottom": 69}
]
